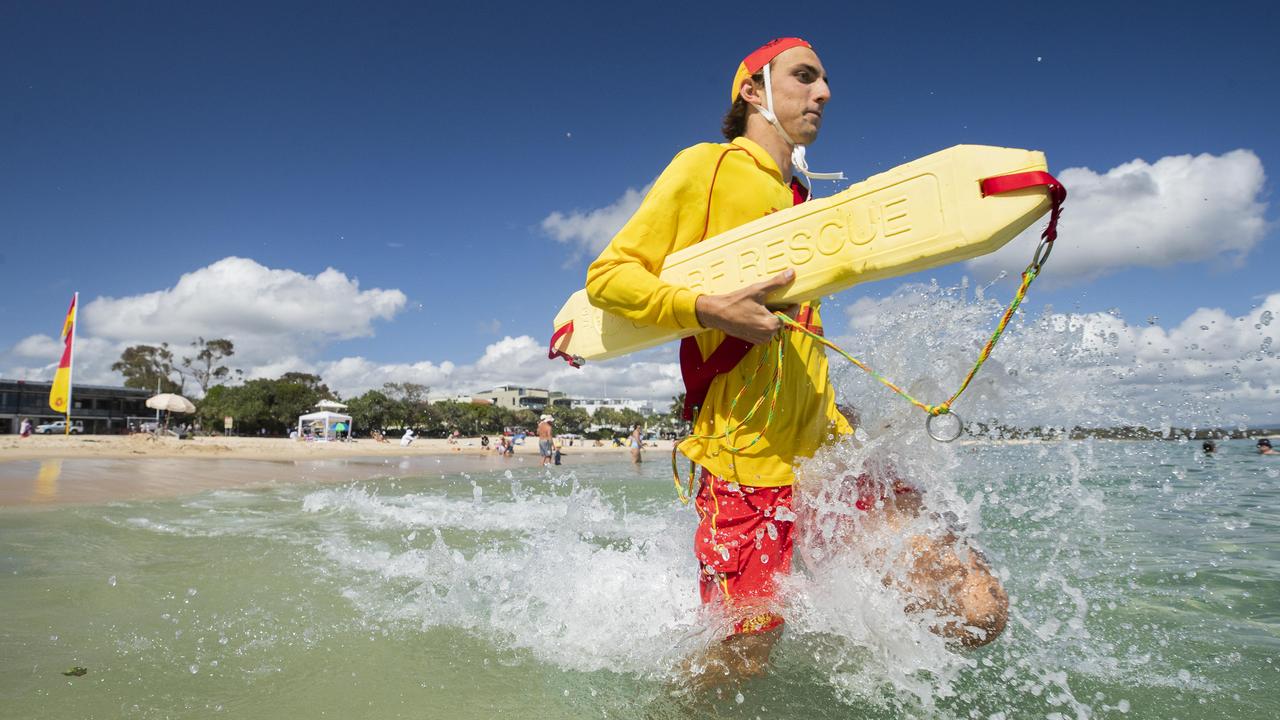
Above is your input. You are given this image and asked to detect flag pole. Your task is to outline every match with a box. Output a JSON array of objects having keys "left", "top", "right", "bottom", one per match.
[{"left": 65, "top": 291, "right": 78, "bottom": 435}]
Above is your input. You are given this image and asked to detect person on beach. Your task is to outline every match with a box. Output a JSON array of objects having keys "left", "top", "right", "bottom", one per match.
[
  {"left": 629, "top": 425, "right": 643, "bottom": 464},
  {"left": 1259, "top": 438, "right": 1275, "bottom": 455},
  {"left": 20, "top": 418, "right": 33, "bottom": 437},
  {"left": 400, "top": 427, "right": 415, "bottom": 447},
  {"left": 537, "top": 414, "right": 555, "bottom": 467},
  {"left": 584, "top": 37, "right": 1007, "bottom": 681}
]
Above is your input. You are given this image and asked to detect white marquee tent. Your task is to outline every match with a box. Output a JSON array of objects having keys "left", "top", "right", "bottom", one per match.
[{"left": 297, "top": 411, "right": 353, "bottom": 441}]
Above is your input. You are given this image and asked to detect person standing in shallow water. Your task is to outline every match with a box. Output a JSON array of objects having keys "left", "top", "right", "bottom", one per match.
[
  {"left": 585, "top": 37, "right": 1008, "bottom": 682},
  {"left": 629, "top": 425, "right": 643, "bottom": 464},
  {"left": 537, "top": 414, "right": 555, "bottom": 467},
  {"left": 1259, "top": 438, "right": 1275, "bottom": 455}
]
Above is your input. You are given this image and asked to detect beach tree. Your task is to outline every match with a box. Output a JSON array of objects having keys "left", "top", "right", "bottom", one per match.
[
  {"left": 592, "top": 407, "right": 624, "bottom": 430},
  {"left": 112, "top": 343, "right": 184, "bottom": 394},
  {"left": 280, "top": 372, "right": 336, "bottom": 400},
  {"left": 266, "top": 379, "right": 324, "bottom": 431},
  {"left": 197, "top": 382, "right": 269, "bottom": 434},
  {"left": 466, "top": 402, "right": 506, "bottom": 435},
  {"left": 430, "top": 400, "right": 469, "bottom": 436},
  {"left": 669, "top": 393, "right": 685, "bottom": 420},
  {"left": 378, "top": 382, "right": 430, "bottom": 429},
  {"left": 548, "top": 406, "right": 590, "bottom": 435},
  {"left": 618, "top": 408, "right": 646, "bottom": 430},
  {"left": 346, "top": 390, "right": 396, "bottom": 432},
  {"left": 182, "top": 337, "right": 235, "bottom": 395},
  {"left": 511, "top": 408, "right": 538, "bottom": 430}
]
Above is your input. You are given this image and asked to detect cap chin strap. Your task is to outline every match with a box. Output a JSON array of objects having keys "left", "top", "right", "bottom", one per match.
[{"left": 752, "top": 63, "right": 845, "bottom": 182}]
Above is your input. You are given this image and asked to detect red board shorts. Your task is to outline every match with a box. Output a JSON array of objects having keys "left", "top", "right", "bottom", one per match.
[
  {"left": 693, "top": 469, "right": 794, "bottom": 636},
  {"left": 693, "top": 468, "right": 918, "bottom": 637}
]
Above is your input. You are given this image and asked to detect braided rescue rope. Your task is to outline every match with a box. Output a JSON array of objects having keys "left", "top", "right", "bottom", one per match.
[{"left": 671, "top": 171, "right": 1066, "bottom": 501}]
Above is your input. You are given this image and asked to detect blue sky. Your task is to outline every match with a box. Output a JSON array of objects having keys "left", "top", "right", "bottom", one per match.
[{"left": 2, "top": 1, "right": 1277, "bottom": 421}]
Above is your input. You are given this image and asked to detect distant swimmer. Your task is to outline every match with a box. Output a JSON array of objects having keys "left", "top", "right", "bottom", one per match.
[
  {"left": 1259, "top": 438, "right": 1275, "bottom": 455},
  {"left": 1202, "top": 440, "right": 1217, "bottom": 454}
]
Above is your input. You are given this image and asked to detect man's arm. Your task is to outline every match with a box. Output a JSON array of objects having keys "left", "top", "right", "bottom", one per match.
[
  {"left": 586, "top": 147, "right": 794, "bottom": 345},
  {"left": 585, "top": 150, "right": 709, "bottom": 331}
]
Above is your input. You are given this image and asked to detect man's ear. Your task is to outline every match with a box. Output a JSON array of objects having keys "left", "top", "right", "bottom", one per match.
[{"left": 739, "top": 76, "right": 763, "bottom": 106}]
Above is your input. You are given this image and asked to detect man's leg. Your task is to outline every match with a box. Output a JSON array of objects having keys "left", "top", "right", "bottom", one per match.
[
  {"left": 688, "top": 471, "right": 794, "bottom": 684},
  {"left": 866, "top": 485, "right": 1009, "bottom": 647},
  {"left": 898, "top": 530, "right": 1008, "bottom": 646}
]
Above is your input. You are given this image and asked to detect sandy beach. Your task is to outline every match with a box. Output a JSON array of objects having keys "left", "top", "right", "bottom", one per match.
[
  {"left": 0, "top": 434, "right": 652, "bottom": 507},
  {"left": 0, "top": 433, "right": 642, "bottom": 463}
]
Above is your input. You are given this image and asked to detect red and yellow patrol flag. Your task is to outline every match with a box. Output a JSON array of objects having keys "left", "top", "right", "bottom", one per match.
[{"left": 49, "top": 293, "right": 78, "bottom": 417}]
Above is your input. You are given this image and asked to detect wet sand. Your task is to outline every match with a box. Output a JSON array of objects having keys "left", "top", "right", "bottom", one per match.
[
  {"left": 0, "top": 435, "right": 655, "bottom": 507},
  {"left": 0, "top": 433, "right": 637, "bottom": 462}
]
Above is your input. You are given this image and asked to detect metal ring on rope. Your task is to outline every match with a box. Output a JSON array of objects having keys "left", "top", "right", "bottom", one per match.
[
  {"left": 1031, "top": 237, "right": 1054, "bottom": 271},
  {"left": 926, "top": 411, "right": 964, "bottom": 442}
]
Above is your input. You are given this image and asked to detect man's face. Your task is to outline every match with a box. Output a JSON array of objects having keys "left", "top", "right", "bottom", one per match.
[{"left": 765, "top": 46, "right": 831, "bottom": 145}]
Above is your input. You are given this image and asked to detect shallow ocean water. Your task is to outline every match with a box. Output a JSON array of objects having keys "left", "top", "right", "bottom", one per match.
[{"left": 1, "top": 440, "right": 1277, "bottom": 719}]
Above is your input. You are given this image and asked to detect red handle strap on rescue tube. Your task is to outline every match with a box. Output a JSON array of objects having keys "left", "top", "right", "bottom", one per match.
[
  {"left": 547, "top": 321, "right": 582, "bottom": 367},
  {"left": 979, "top": 171, "right": 1067, "bottom": 244}
]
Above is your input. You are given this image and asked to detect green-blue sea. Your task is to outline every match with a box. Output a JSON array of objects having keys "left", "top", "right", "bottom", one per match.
[{"left": 2, "top": 440, "right": 1278, "bottom": 719}]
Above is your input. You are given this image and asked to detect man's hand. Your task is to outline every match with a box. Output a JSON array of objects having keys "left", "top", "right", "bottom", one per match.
[{"left": 694, "top": 269, "right": 797, "bottom": 345}]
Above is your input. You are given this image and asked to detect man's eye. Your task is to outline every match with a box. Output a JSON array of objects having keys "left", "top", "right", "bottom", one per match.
[{"left": 796, "top": 70, "right": 814, "bottom": 82}]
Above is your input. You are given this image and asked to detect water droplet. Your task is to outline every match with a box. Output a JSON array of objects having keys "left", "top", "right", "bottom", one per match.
[
  {"left": 108, "top": 575, "right": 117, "bottom": 587},
  {"left": 189, "top": 664, "right": 200, "bottom": 675}
]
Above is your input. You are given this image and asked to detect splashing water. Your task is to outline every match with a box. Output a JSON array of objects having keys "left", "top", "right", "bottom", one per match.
[{"left": 2, "top": 285, "right": 1277, "bottom": 718}]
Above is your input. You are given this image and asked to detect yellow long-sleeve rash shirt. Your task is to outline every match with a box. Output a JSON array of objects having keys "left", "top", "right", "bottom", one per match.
[{"left": 586, "top": 137, "right": 851, "bottom": 487}]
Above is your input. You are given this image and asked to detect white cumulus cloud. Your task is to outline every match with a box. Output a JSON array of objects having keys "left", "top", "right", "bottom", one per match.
[
  {"left": 1, "top": 257, "right": 407, "bottom": 393},
  {"left": 82, "top": 257, "right": 406, "bottom": 366},
  {"left": 968, "top": 150, "right": 1268, "bottom": 285},
  {"left": 313, "top": 335, "right": 683, "bottom": 405},
  {"left": 541, "top": 183, "right": 653, "bottom": 261},
  {"left": 833, "top": 283, "right": 1280, "bottom": 429}
]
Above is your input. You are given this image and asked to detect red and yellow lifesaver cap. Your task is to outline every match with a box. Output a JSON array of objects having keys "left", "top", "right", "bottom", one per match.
[{"left": 730, "top": 37, "right": 812, "bottom": 103}]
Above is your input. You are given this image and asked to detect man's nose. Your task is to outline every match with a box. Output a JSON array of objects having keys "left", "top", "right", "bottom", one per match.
[{"left": 814, "top": 78, "right": 831, "bottom": 105}]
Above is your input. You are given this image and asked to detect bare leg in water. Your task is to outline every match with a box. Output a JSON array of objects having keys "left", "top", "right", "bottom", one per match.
[
  {"left": 682, "top": 623, "right": 781, "bottom": 689},
  {"left": 864, "top": 489, "right": 1009, "bottom": 647}
]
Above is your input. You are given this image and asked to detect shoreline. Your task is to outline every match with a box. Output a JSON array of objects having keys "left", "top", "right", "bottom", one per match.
[
  {"left": 0, "top": 435, "right": 652, "bottom": 508},
  {"left": 0, "top": 433, "right": 644, "bottom": 463},
  {"left": 0, "top": 435, "right": 656, "bottom": 508}
]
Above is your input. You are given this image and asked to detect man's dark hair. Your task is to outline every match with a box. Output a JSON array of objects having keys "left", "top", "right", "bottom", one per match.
[{"left": 721, "top": 73, "right": 763, "bottom": 141}]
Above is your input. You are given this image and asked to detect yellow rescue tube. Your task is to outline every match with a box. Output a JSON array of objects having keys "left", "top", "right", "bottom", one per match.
[{"left": 552, "top": 144, "right": 1054, "bottom": 364}]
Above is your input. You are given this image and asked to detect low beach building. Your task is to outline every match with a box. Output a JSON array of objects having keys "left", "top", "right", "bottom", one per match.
[
  {"left": 471, "top": 385, "right": 570, "bottom": 411},
  {"left": 565, "top": 397, "right": 656, "bottom": 416},
  {"left": 1, "top": 378, "right": 152, "bottom": 434}
]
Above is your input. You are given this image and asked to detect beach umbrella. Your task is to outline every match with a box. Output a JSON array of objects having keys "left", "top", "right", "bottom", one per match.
[{"left": 146, "top": 393, "right": 196, "bottom": 414}]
